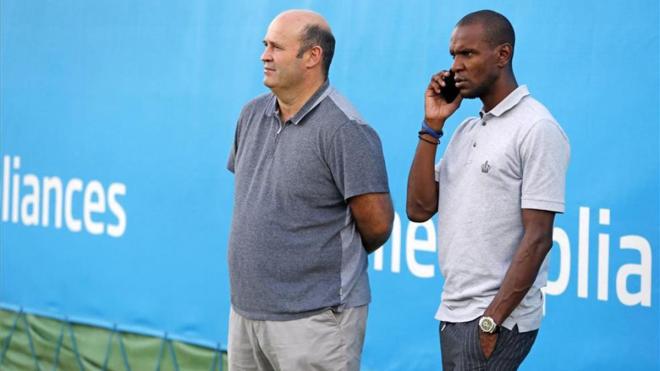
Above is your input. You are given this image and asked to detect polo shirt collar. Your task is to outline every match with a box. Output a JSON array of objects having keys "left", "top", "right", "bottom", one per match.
[
  {"left": 480, "top": 85, "right": 529, "bottom": 118},
  {"left": 266, "top": 80, "right": 332, "bottom": 125}
]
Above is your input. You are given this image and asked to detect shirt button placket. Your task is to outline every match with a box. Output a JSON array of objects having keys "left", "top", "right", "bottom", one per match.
[
  {"left": 271, "top": 117, "right": 285, "bottom": 159},
  {"left": 467, "top": 118, "right": 484, "bottom": 164}
]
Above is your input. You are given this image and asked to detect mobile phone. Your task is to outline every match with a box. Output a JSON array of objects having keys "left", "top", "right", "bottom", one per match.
[{"left": 440, "top": 71, "right": 459, "bottom": 103}]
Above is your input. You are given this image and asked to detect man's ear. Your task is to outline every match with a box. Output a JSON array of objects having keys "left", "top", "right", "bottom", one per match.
[
  {"left": 305, "top": 45, "right": 323, "bottom": 69},
  {"left": 496, "top": 43, "right": 513, "bottom": 68}
]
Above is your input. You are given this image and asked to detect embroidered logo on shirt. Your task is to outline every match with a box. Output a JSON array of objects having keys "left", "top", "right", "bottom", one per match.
[{"left": 481, "top": 161, "right": 491, "bottom": 173}]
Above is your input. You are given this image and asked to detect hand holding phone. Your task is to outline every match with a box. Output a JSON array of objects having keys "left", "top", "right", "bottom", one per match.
[{"left": 425, "top": 70, "right": 462, "bottom": 131}]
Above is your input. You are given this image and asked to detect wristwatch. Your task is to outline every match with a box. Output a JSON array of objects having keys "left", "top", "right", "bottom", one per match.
[{"left": 478, "top": 316, "right": 498, "bottom": 334}]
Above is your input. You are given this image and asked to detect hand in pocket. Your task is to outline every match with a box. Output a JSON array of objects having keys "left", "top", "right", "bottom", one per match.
[{"left": 479, "top": 331, "right": 498, "bottom": 359}]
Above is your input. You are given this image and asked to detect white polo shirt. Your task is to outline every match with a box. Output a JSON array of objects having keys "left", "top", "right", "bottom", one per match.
[{"left": 434, "top": 85, "right": 570, "bottom": 331}]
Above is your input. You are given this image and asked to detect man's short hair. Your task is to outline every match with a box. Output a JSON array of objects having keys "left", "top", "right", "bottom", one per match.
[
  {"left": 457, "top": 10, "right": 515, "bottom": 50},
  {"left": 296, "top": 24, "right": 335, "bottom": 78}
]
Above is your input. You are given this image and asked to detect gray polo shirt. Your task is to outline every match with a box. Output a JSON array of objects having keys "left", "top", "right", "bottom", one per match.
[
  {"left": 434, "top": 85, "right": 570, "bottom": 332},
  {"left": 227, "top": 81, "right": 389, "bottom": 321}
]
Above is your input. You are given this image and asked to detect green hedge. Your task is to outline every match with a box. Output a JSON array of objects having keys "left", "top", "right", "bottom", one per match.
[{"left": 0, "top": 308, "right": 227, "bottom": 371}]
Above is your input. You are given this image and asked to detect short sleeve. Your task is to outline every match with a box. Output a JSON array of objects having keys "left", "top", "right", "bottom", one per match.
[
  {"left": 326, "top": 121, "right": 390, "bottom": 200},
  {"left": 228, "top": 105, "right": 249, "bottom": 173},
  {"left": 227, "top": 125, "right": 237, "bottom": 173},
  {"left": 520, "top": 119, "right": 570, "bottom": 212}
]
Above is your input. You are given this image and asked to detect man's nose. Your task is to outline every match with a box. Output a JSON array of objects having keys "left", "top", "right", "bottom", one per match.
[
  {"left": 450, "top": 58, "right": 462, "bottom": 73},
  {"left": 261, "top": 48, "right": 272, "bottom": 62}
]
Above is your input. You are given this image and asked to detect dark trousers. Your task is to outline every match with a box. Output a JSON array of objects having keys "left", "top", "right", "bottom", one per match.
[{"left": 439, "top": 319, "right": 538, "bottom": 371}]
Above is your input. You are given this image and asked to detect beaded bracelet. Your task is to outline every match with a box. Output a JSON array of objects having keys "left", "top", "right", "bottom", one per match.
[{"left": 418, "top": 132, "right": 440, "bottom": 145}]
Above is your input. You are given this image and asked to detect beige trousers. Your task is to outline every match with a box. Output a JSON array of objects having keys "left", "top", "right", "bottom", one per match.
[{"left": 228, "top": 305, "right": 368, "bottom": 371}]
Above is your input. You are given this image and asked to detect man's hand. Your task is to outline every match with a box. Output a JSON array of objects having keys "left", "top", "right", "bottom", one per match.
[
  {"left": 424, "top": 71, "right": 463, "bottom": 131},
  {"left": 479, "top": 331, "right": 498, "bottom": 359}
]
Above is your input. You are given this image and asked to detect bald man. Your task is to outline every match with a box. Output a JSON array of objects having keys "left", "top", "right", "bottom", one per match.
[
  {"left": 227, "top": 10, "right": 393, "bottom": 370},
  {"left": 407, "top": 10, "right": 569, "bottom": 370}
]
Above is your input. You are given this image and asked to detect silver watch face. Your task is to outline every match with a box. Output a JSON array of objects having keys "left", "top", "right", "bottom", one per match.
[{"left": 479, "top": 316, "right": 497, "bottom": 333}]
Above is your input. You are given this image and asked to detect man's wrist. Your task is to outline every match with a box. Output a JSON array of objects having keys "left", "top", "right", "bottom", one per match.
[
  {"left": 421, "top": 120, "right": 444, "bottom": 139},
  {"left": 423, "top": 118, "right": 445, "bottom": 130}
]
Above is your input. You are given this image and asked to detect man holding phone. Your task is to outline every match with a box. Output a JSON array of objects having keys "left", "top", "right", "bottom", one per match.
[
  {"left": 227, "top": 9, "right": 393, "bottom": 371},
  {"left": 407, "top": 10, "right": 569, "bottom": 370}
]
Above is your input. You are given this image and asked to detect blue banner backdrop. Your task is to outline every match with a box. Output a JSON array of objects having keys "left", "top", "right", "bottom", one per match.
[{"left": 1, "top": 1, "right": 658, "bottom": 370}]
